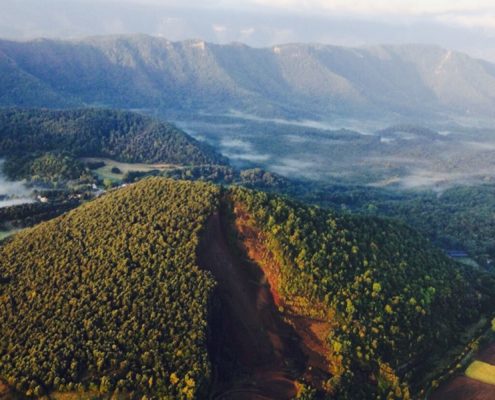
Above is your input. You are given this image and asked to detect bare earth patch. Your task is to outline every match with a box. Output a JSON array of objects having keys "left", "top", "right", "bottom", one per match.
[
  {"left": 431, "top": 343, "right": 495, "bottom": 400},
  {"left": 197, "top": 202, "right": 334, "bottom": 399}
]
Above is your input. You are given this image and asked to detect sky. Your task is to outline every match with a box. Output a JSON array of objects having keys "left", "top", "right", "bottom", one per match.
[{"left": 2, "top": 0, "right": 495, "bottom": 61}]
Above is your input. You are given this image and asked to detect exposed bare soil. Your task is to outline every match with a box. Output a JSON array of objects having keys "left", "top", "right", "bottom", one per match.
[
  {"left": 476, "top": 343, "right": 495, "bottom": 365},
  {"left": 430, "top": 343, "right": 495, "bottom": 400},
  {"left": 0, "top": 380, "right": 19, "bottom": 400},
  {"left": 232, "top": 205, "right": 333, "bottom": 387},
  {"left": 430, "top": 375, "right": 495, "bottom": 400},
  {"left": 0, "top": 382, "right": 10, "bottom": 400},
  {"left": 198, "top": 204, "right": 332, "bottom": 399},
  {"left": 199, "top": 211, "right": 301, "bottom": 399}
]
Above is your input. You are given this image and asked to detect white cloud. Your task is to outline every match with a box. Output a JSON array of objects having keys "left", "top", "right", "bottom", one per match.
[
  {"left": 244, "top": 0, "right": 495, "bottom": 38},
  {"left": 240, "top": 27, "right": 255, "bottom": 36},
  {"left": 155, "top": 17, "right": 192, "bottom": 40},
  {"left": 249, "top": 0, "right": 495, "bottom": 16},
  {"left": 212, "top": 24, "right": 227, "bottom": 33},
  {"left": 40, "top": 0, "right": 495, "bottom": 18},
  {"left": 66, "top": 0, "right": 495, "bottom": 17},
  {"left": 117, "top": 0, "right": 495, "bottom": 33},
  {"left": 436, "top": 13, "right": 495, "bottom": 30}
]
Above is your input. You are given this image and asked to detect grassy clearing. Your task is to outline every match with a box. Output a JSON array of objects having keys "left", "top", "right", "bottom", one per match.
[
  {"left": 0, "top": 229, "right": 19, "bottom": 241},
  {"left": 465, "top": 360, "right": 495, "bottom": 386},
  {"left": 81, "top": 157, "right": 177, "bottom": 183}
]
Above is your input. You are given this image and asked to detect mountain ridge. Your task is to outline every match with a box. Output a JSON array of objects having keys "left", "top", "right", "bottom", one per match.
[{"left": 1, "top": 34, "right": 495, "bottom": 119}]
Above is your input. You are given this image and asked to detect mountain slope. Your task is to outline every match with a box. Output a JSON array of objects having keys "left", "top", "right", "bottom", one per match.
[
  {"left": 0, "top": 178, "right": 493, "bottom": 398},
  {"left": 0, "top": 108, "right": 226, "bottom": 169},
  {"left": 0, "top": 178, "right": 219, "bottom": 398},
  {"left": 228, "top": 187, "right": 495, "bottom": 398},
  {"left": 1, "top": 36, "right": 495, "bottom": 118}
]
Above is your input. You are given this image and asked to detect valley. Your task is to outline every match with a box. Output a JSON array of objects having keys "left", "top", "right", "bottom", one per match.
[
  {"left": 174, "top": 113, "right": 495, "bottom": 189},
  {"left": 0, "top": 159, "right": 35, "bottom": 208},
  {"left": 3, "top": 35, "right": 495, "bottom": 192},
  {"left": 0, "top": 28, "right": 494, "bottom": 400}
]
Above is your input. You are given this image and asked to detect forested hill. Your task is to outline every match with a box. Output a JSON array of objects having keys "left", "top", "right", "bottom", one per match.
[
  {"left": 229, "top": 188, "right": 495, "bottom": 398},
  {"left": 0, "top": 179, "right": 220, "bottom": 399},
  {"left": 0, "top": 108, "right": 226, "bottom": 165},
  {"left": 0, "top": 178, "right": 493, "bottom": 398},
  {"left": 1, "top": 35, "right": 495, "bottom": 118}
]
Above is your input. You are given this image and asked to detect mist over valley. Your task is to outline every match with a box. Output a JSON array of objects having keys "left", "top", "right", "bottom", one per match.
[
  {"left": 0, "top": 159, "right": 35, "bottom": 208},
  {"left": 1, "top": 3, "right": 495, "bottom": 397}
]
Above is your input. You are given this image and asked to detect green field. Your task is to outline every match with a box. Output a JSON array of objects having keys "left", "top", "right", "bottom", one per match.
[
  {"left": 0, "top": 229, "right": 19, "bottom": 241},
  {"left": 465, "top": 360, "right": 495, "bottom": 386},
  {"left": 82, "top": 157, "right": 177, "bottom": 183}
]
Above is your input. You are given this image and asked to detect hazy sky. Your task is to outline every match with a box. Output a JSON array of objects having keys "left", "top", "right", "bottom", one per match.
[{"left": 2, "top": 0, "right": 495, "bottom": 61}]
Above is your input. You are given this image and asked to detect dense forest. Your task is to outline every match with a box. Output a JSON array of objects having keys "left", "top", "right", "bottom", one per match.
[
  {"left": 366, "top": 185, "right": 495, "bottom": 268},
  {"left": 161, "top": 165, "right": 289, "bottom": 191},
  {"left": 293, "top": 183, "right": 495, "bottom": 269},
  {"left": 3, "top": 151, "right": 92, "bottom": 185},
  {"left": 229, "top": 187, "right": 495, "bottom": 399},
  {"left": 0, "top": 178, "right": 219, "bottom": 398},
  {"left": 1, "top": 178, "right": 493, "bottom": 399},
  {"left": 163, "top": 165, "right": 495, "bottom": 269},
  {"left": 0, "top": 199, "right": 81, "bottom": 233},
  {"left": 0, "top": 108, "right": 226, "bottom": 182}
]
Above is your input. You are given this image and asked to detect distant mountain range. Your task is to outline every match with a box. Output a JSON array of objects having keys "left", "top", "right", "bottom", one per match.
[{"left": 1, "top": 34, "right": 495, "bottom": 119}]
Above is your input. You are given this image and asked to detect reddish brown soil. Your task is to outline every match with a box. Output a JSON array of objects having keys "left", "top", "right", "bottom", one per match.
[
  {"left": 430, "top": 375, "right": 495, "bottom": 400},
  {"left": 198, "top": 206, "right": 332, "bottom": 399},
  {"left": 0, "top": 382, "right": 8, "bottom": 400},
  {"left": 199, "top": 211, "right": 301, "bottom": 399},
  {"left": 430, "top": 343, "right": 495, "bottom": 400},
  {"left": 476, "top": 343, "right": 495, "bottom": 365},
  {"left": 0, "top": 380, "right": 16, "bottom": 400},
  {"left": 233, "top": 204, "right": 333, "bottom": 385}
]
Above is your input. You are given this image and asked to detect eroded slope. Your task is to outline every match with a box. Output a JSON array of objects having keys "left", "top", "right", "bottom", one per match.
[{"left": 228, "top": 187, "right": 495, "bottom": 399}]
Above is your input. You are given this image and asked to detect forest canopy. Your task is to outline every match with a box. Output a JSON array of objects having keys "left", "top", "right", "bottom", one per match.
[
  {"left": 228, "top": 187, "right": 495, "bottom": 398},
  {"left": 1, "top": 178, "right": 494, "bottom": 399},
  {"left": 0, "top": 108, "right": 226, "bottom": 181},
  {"left": 0, "top": 178, "right": 220, "bottom": 399}
]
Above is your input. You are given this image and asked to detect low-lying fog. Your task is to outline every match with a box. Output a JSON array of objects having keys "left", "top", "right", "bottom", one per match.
[
  {"left": 225, "top": 110, "right": 383, "bottom": 135},
  {"left": 0, "top": 159, "right": 34, "bottom": 208},
  {"left": 174, "top": 114, "right": 495, "bottom": 190}
]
